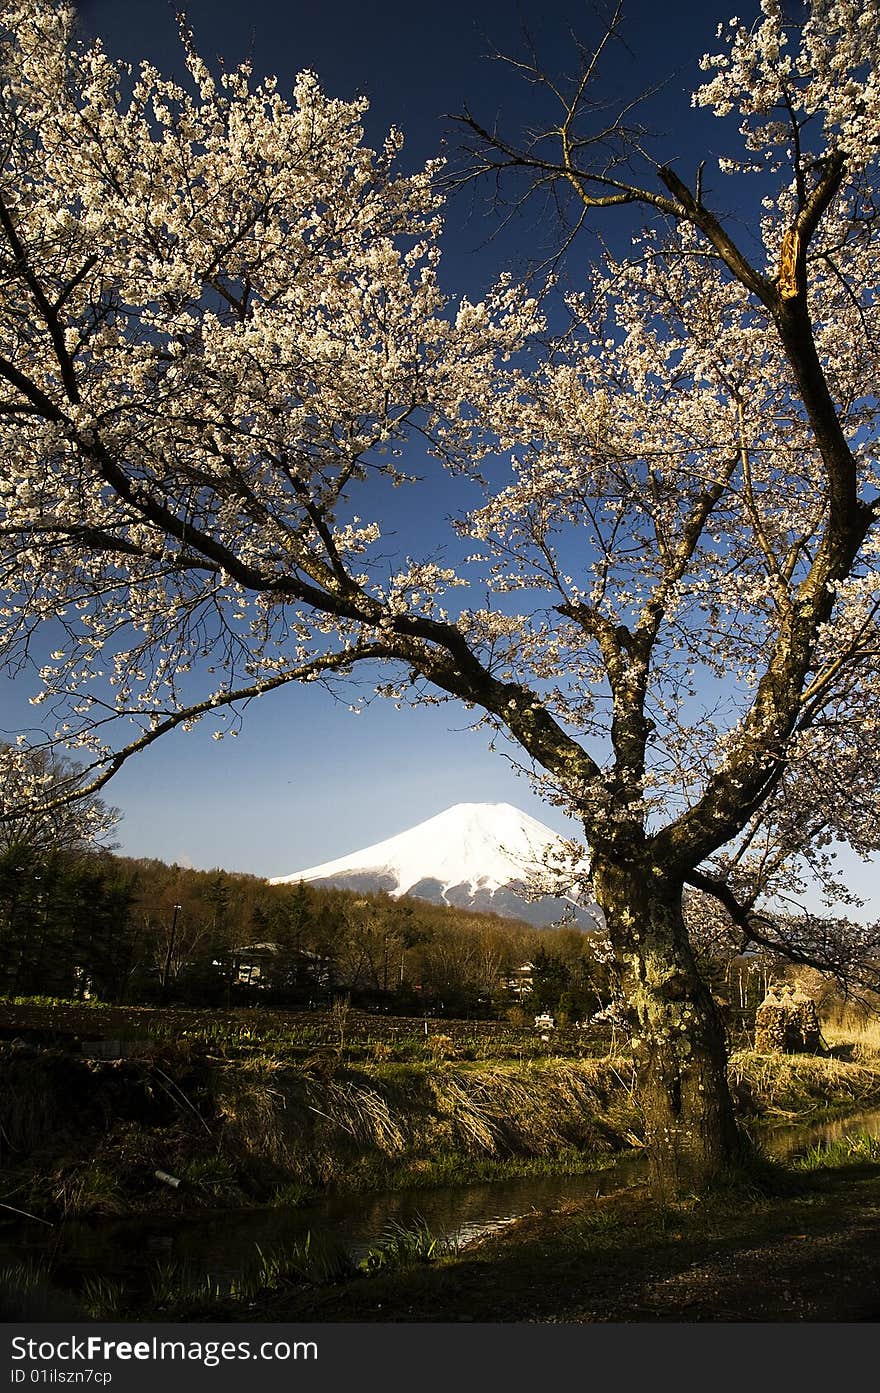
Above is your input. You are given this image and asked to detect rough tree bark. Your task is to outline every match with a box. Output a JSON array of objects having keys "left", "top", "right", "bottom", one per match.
[{"left": 592, "top": 856, "right": 747, "bottom": 1196}]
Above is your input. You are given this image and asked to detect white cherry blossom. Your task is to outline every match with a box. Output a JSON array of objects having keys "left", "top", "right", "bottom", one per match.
[{"left": 2, "top": 0, "right": 880, "bottom": 1193}]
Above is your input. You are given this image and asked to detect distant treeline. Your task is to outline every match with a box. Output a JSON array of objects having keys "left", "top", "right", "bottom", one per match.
[
  {"left": 0, "top": 844, "right": 776, "bottom": 1024},
  {"left": 0, "top": 843, "right": 623, "bottom": 1019}
]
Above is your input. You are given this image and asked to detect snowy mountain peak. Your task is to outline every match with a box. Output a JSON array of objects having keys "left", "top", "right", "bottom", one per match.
[{"left": 271, "top": 801, "right": 597, "bottom": 929}]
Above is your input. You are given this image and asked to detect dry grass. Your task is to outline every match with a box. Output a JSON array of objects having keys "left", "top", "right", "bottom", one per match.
[
  {"left": 430, "top": 1059, "right": 632, "bottom": 1157},
  {"left": 208, "top": 1054, "right": 636, "bottom": 1188},
  {"left": 729, "top": 1047, "right": 880, "bottom": 1116},
  {"left": 821, "top": 1003, "right": 880, "bottom": 1061},
  {"left": 321, "top": 1079, "right": 407, "bottom": 1154},
  {"left": 213, "top": 1060, "right": 292, "bottom": 1167}
]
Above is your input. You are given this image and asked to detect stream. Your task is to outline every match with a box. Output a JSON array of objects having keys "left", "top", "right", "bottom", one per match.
[{"left": 4, "top": 1105, "right": 880, "bottom": 1305}]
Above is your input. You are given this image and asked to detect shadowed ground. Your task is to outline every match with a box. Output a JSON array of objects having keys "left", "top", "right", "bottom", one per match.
[{"left": 258, "top": 1164, "right": 880, "bottom": 1323}]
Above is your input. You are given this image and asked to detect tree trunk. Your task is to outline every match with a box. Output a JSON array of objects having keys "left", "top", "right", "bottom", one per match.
[{"left": 592, "top": 857, "right": 749, "bottom": 1198}]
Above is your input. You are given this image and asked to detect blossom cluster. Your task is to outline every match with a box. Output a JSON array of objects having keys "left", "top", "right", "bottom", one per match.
[{"left": 0, "top": 0, "right": 878, "bottom": 944}]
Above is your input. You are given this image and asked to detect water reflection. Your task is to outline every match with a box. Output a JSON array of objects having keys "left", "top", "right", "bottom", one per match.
[
  {"left": 0, "top": 1153, "right": 646, "bottom": 1292},
  {"left": 2, "top": 1155, "right": 648, "bottom": 1298},
  {"left": 758, "top": 1105, "right": 880, "bottom": 1159}
]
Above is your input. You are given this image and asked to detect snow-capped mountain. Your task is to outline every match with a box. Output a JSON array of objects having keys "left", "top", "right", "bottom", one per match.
[{"left": 271, "top": 802, "right": 600, "bottom": 929}]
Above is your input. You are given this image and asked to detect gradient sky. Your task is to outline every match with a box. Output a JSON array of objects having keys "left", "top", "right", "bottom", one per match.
[{"left": 1, "top": 0, "right": 877, "bottom": 918}]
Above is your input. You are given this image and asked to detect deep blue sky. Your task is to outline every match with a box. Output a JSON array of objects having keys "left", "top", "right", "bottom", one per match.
[{"left": 2, "top": 0, "right": 876, "bottom": 916}]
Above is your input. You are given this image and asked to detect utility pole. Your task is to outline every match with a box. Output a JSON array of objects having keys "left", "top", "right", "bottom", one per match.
[{"left": 161, "top": 903, "right": 182, "bottom": 996}]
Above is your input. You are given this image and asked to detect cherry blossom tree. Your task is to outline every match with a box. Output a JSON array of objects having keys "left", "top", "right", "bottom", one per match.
[
  {"left": 453, "top": 0, "right": 880, "bottom": 1186},
  {"left": 0, "top": 741, "right": 117, "bottom": 857},
  {"left": 2, "top": 0, "right": 880, "bottom": 1191}
]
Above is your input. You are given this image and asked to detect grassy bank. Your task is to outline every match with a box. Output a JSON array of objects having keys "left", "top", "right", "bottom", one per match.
[
  {"left": 3, "top": 1003, "right": 880, "bottom": 1223},
  {"left": 0, "top": 1040, "right": 640, "bottom": 1220},
  {"left": 732, "top": 1045, "right": 880, "bottom": 1119}
]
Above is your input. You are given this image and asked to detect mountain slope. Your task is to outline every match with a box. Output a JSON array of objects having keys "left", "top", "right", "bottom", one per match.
[{"left": 271, "top": 802, "right": 599, "bottom": 928}]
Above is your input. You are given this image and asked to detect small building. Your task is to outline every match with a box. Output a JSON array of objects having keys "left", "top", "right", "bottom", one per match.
[
  {"left": 503, "top": 962, "right": 535, "bottom": 998},
  {"left": 534, "top": 1011, "right": 556, "bottom": 1029},
  {"left": 233, "top": 942, "right": 330, "bottom": 990},
  {"left": 233, "top": 941, "right": 279, "bottom": 986}
]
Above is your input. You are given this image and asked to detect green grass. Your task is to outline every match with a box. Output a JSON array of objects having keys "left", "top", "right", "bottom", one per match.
[
  {"left": 148, "top": 1260, "right": 230, "bottom": 1312},
  {"left": 253, "top": 1233, "right": 356, "bottom": 1287},
  {"left": 793, "top": 1132, "right": 880, "bottom": 1171},
  {"left": 138, "top": 1236, "right": 358, "bottom": 1318},
  {"left": 358, "top": 1218, "right": 455, "bottom": 1273},
  {"left": 7, "top": 995, "right": 108, "bottom": 1009},
  {"left": 0, "top": 1259, "right": 50, "bottom": 1297},
  {"left": 178, "top": 1155, "right": 241, "bottom": 1196},
  {"left": 81, "top": 1275, "right": 125, "bottom": 1320},
  {"left": 269, "top": 1180, "right": 313, "bottom": 1208}
]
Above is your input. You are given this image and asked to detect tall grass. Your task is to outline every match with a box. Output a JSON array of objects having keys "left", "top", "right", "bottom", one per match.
[
  {"left": 794, "top": 1132, "right": 880, "bottom": 1171},
  {"left": 149, "top": 1260, "right": 228, "bottom": 1311},
  {"left": 80, "top": 1221, "right": 447, "bottom": 1321},
  {"left": 822, "top": 1003, "right": 880, "bottom": 1061},
  {"left": 0, "top": 1262, "right": 83, "bottom": 1319},
  {"left": 253, "top": 1234, "right": 356, "bottom": 1287},
  {"left": 729, "top": 1048, "right": 880, "bottom": 1116},
  {"left": 81, "top": 1275, "right": 125, "bottom": 1319},
  {"left": 358, "top": 1218, "right": 455, "bottom": 1273},
  {"left": 0, "top": 1260, "right": 49, "bottom": 1299},
  {"left": 144, "top": 1235, "right": 357, "bottom": 1316},
  {"left": 213, "top": 1054, "right": 639, "bottom": 1192}
]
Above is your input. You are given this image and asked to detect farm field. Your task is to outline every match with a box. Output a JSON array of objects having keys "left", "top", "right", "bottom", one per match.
[{"left": 0, "top": 998, "right": 599, "bottom": 1061}]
